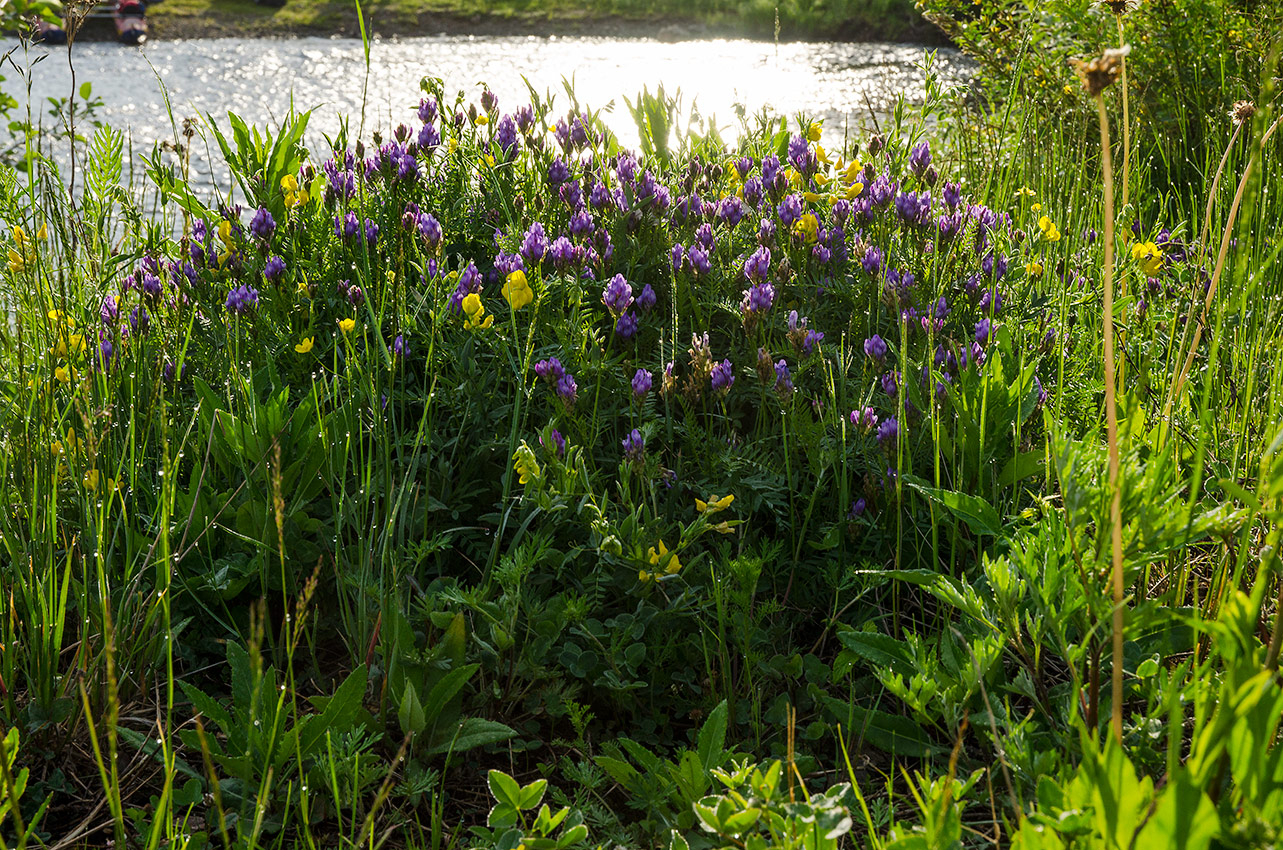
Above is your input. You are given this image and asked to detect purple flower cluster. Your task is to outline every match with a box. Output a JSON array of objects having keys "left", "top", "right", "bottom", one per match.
[
  {"left": 535, "top": 357, "right": 578, "bottom": 408},
  {"left": 225, "top": 283, "right": 259, "bottom": 316}
]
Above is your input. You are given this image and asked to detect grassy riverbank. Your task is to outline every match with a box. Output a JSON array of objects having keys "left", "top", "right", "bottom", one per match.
[
  {"left": 2, "top": 0, "right": 1282, "bottom": 848},
  {"left": 143, "top": 0, "right": 944, "bottom": 43}
]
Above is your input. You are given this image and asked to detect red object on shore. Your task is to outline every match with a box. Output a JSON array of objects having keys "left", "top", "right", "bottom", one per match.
[{"left": 115, "top": 0, "right": 147, "bottom": 45}]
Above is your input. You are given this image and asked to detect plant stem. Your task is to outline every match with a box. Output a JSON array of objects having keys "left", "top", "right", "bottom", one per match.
[{"left": 1096, "top": 93, "right": 1125, "bottom": 745}]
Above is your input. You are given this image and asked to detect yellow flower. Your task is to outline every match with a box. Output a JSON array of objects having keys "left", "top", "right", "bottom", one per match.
[
  {"left": 813, "top": 172, "right": 831, "bottom": 188},
  {"left": 803, "top": 191, "right": 824, "bottom": 204},
  {"left": 647, "top": 540, "right": 682, "bottom": 575},
  {"left": 65, "top": 429, "right": 80, "bottom": 452},
  {"left": 7, "top": 248, "right": 27, "bottom": 273},
  {"left": 806, "top": 122, "right": 822, "bottom": 142},
  {"left": 1131, "top": 241, "right": 1163, "bottom": 276},
  {"left": 281, "top": 174, "right": 308, "bottom": 208},
  {"left": 37, "top": 223, "right": 48, "bottom": 240},
  {"left": 844, "top": 182, "right": 865, "bottom": 200},
  {"left": 1025, "top": 260, "right": 1044, "bottom": 276},
  {"left": 217, "top": 220, "right": 234, "bottom": 247},
  {"left": 105, "top": 477, "right": 122, "bottom": 495},
  {"left": 502, "top": 270, "right": 534, "bottom": 310},
  {"left": 513, "top": 446, "right": 541, "bottom": 485},
  {"left": 83, "top": 469, "right": 99, "bottom": 491},
  {"left": 51, "top": 440, "right": 64, "bottom": 456},
  {"left": 695, "top": 494, "right": 735, "bottom": 515},
  {"left": 54, "top": 365, "right": 70, "bottom": 384},
  {"left": 462, "top": 292, "right": 493, "bottom": 331},
  {"left": 1015, "top": 186, "right": 1036, "bottom": 198},
  {"left": 638, "top": 569, "right": 653, "bottom": 583},
  {"left": 711, "top": 521, "right": 735, "bottom": 534},
  {"left": 815, "top": 145, "right": 830, "bottom": 165},
  {"left": 792, "top": 213, "right": 819, "bottom": 244},
  {"left": 1037, "top": 215, "right": 1061, "bottom": 242},
  {"left": 1031, "top": 202, "right": 1042, "bottom": 213},
  {"left": 338, "top": 318, "right": 356, "bottom": 334},
  {"left": 295, "top": 336, "right": 314, "bottom": 354},
  {"left": 842, "top": 160, "right": 863, "bottom": 185},
  {"left": 474, "top": 113, "right": 489, "bottom": 126}
]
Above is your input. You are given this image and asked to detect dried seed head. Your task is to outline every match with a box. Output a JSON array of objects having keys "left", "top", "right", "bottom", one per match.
[
  {"left": 1096, "top": 0, "right": 1141, "bottom": 15},
  {"left": 1230, "top": 100, "right": 1256, "bottom": 126},
  {"left": 1071, "top": 46, "right": 1131, "bottom": 96}
]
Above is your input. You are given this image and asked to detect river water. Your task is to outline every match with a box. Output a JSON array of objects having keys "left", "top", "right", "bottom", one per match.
[{"left": 2, "top": 35, "right": 967, "bottom": 191}]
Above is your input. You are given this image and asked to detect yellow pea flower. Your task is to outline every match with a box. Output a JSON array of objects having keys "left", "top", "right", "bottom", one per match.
[
  {"left": 217, "top": 220, "right": 234, "bottom": 247},
  {"left": 462, "top": 293, "right": 493, "bottom": 330},
  {"left": 51, "top": 440, "right": 64, "bottom": 456},
  {"left": 473, "top": 113, "right": 489, "bottom": 126},
  {"left": 813, "top": 172, "right": 831, "bottom": 188},
  {"left": 338, "top": 318, "right": 356, "bottom": 334},
  {"left": 843, "top": 160, "right": 863, "bottom": 185},
  {"left": 695, "top": 494, "right": 735, "bottom": 515},
  {"left": 1031, "top": 202, "right": 1042, "bottom": 213},
  {"left": 803, "top": 191, "right": 824, "bottom": 204},
  {"left": 295, "top": 336, "right": 314, "bottom": 354},
  {"left": 1015, "top": 186, "right": 1036, "bottom": 198},
  {"left": 1131, "top": 241, "right": 1163, "bottom": 276},
  {"left": 638, "top": 569, "right": 653, "bottom": 583},
  {"left": 65, "top": 429, "right": 81, "bottom": 452},
  {"left": 815, "top": 145, "right": 830, "bottom": 165},
  {"left": 83, "top": 469, "right": 99, "bottom": 491},
  {"left": 792, "top": 213, "right": 819, "bottom": 244},
  {"left": 844, "top": 182, "right": 865, "bottom": 200},
  {"left": 54, "top": 365, "right": 70, "bottom": 384},
  {"left": 502, "top": 270, "right": 533, "bottom": 310},
  {"left": 513, "top": 445, "right": 541, "bottom": 485},
  {"left": 647, "top": 540, "right": 682, "bottom": 575},
  {"left": 1025, "top": 260, "right": 1044, "bottom": 276},
  {"left": 806, "top": 122, "right": 822, "bottom": 142},
  {"left": 37, "top": 223, "right": 48, "bottom": 240}
]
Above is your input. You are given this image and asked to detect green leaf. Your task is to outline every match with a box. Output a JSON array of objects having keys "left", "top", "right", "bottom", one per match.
[
  {"left": 488, "top": 770, "right": 522, "bottom": 809},
  {"left": 426, "top": 717, "right": 516, "bottom": 756},
  {"left": 696, "top": 699, "right": 729, "bottom": 771},
  {"left": 398, "top": 681, "right": 426, "bottom": 736},
  {"left": 518, "top": 778, "right": 548, "bottom": 810},
  {"left": 835, "top": 629, "right": 914, "bottom": 679},
  {"left": 905, "top": 480, "right": 1003, "bottom": 536}
]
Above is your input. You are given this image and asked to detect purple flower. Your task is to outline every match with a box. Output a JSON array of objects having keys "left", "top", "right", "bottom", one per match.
[
  {"left": 881, "top": 371, "right": 899, "bottom": 397},
  {"left": 632, "top": 368, "right": 653, "bottom": 398},
  {"left": 100, "top": 295, "right": 119, "bottom": 326},
  {"left": 850, "top": 406, "right": 878, "bottom": 429},
  {"left": 130, "top": 305, "right": 149, "bottom": 335},
  {"left": 535, "top": 357, "right": 565, "bottom": 382},
  {"left": 716, "top": 196, "right": 745, "bottom": 227},
  {"left": 687, "top": 246, "right": 711, "bottom": 276},
  {"left": 863, "top": 334, "right": 887, "bottom": 361},
  {"left": 417, "top": 123, "right": 440, "bottom": 150},
  {"left": 141, "top": 272, "right": 163, "bottom": 300},
  {"left": 788, "top": 134, "right": 816, "bottom": 175},
  {"left": 671, "top": 244, "right": 685, "bottom": 271},
  {"left": 974, "top": 318, "right": 991, "bottom": 344},
  {"left": 347, "top": 285, "right": 365, "bottom": 307},
  {"left": 363, "top": 217, "right": 378, "bottom": 245},
  {"left": 548, "top": 158, "right": 571, "bottom": 185},
  {"left": 556, "top": 372, "right": 578, "bottom": 407},
  {"left": 636, "top": 283, "right": 657, "bottom": 313},
  {"left": 744, "top": 246, "right": 771, "bottom": 282},
  {"left": 589, "top": 181, "right": 612, "bottom": 210},
  {"left": 803, "top": 329, "right": 824, "bottom": 355},
  {"left": 743, "top": 177, "right": 764, "bottom": 208},
  {"left": 602, "top": 274, "right": 634, "bottom": 316},
  {"left": 942, "top": 181, "right": 962, "bottom": 207},
  {"left": 710, "top": 358, "right": 734, "bottom": 394},
  {"left": 695, "top": 223, "right": 715, "bottom": 252},
  {"left": 615, "top": 311, "right": 639, "bottom": 340},
  {"left": 548, "top": 236, "right": 577, "bottom": 270},
  {"left": 514, "top": 105, "right": 535, "bottom": 133},
  {"left": 757, "top": 218, "right": 777, "bottom": 247},
  {"left": 224, "top": 283, "right": 260, "bottom": 316},
  {"left": 480, "top": 89, "right": 498, "bottom": 113},
  {"left": 393, "top": 333, "right": 406, "bottom": 358},
  {"left": 908, "top": 141, "right": 931, "bottom": 177},
  {"left": 876, "top": 417, "right": 899, "bottom": 446},
  {"left": 495, "top": 114, "right": 519, "bottom": 159},
  {"left": 569, "top": 209, "right": 594, "bottom": 240},
  {"left": 517, "top": 222, "right": 547, "bottom": 266},
  {"left": 740, "top": 280, "right": 776, "bottom": 318},
  {"left": 774, "top": 359, "right": 793, "bottom": 395},
  {"left": 418, "top": 213, "right": 442, "bottom": 250},
  {"left": 263, "top": 255, "right": 286, "bottom": 283},
  {"left": 777, "top": 194, "right": 802, "bottom": 227},
  {"left": 622, "top": 428, "right": 645, "bottom": 463},
  {"left": 544, "top": 428, "right": 566, "bottom": 458},
  {"left": 250, "top": 207, "right": 276, "bottom": 241},
  {"left": 848, "top": 498, "right": 867, "bottom": 518},
  {"left": 417, "top": 97, "right": 439, "bottom": 123}
]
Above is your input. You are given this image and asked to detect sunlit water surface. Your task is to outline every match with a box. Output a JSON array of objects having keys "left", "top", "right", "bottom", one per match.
[{"left": 3, "top": 35, "right": 968, "bottom": 190}]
